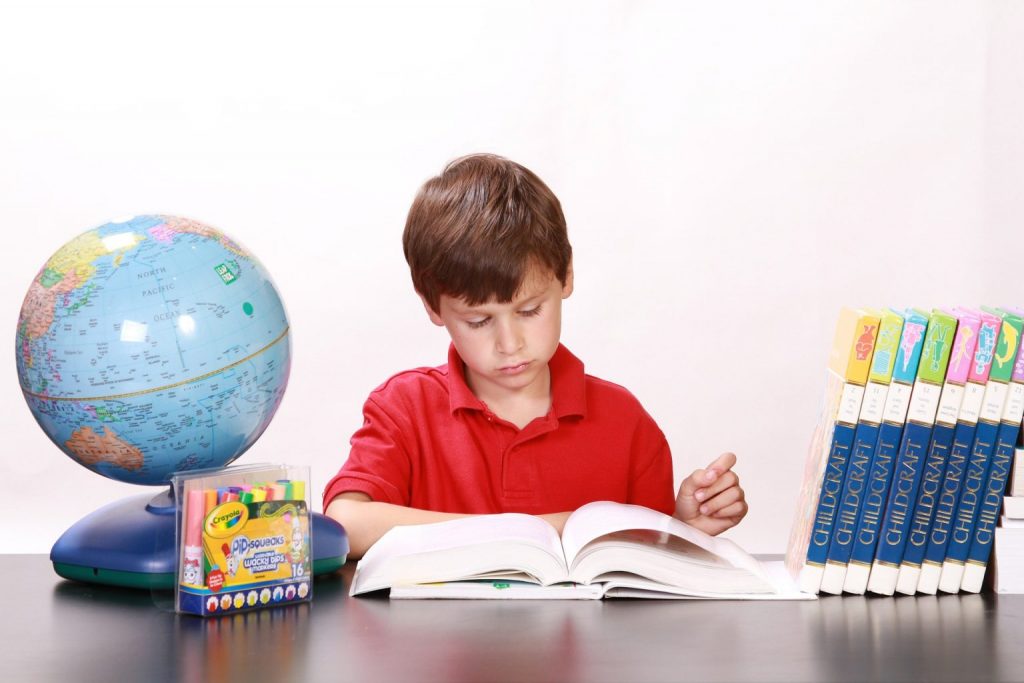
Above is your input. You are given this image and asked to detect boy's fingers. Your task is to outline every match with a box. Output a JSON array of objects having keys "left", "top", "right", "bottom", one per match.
[
  {"left": 706, "top": 452, "right": 737, "bottom": 475},
  {"left": 681, "top": 454, "right": 737, "bottom": 496},
  {"left": 678, "top": 454, "right": 741, "bottom": 523},
  {"left": 676, "top": 469, "right": 713, "bottom": 521},
  {"left": 697, "top": 484, "right": 743, "bottom": 515},
  {"left": 710, "top": 499, "right": 748, "bottom": 520},
  {"left": 693, "top": 470, "right": 739, "bottom": 503},
  {"left": 677, "top": 469, "right": 706, "bottom": 497}
]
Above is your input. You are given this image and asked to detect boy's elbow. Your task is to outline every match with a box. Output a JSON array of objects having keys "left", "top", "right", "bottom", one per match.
[{"left": 325, "top": 492, "right": 375, "bottom": 560}]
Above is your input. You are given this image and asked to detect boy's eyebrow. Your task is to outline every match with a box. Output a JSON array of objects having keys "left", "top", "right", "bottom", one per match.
[
  {"left": 450, "top": 300, "right": 488, "bottom": 315},
  {"left": 518, "top": 292, "right": 545, "bottom": 305},
  {"left": 454, "top": 291, "right": 546, "bottom": 314}
]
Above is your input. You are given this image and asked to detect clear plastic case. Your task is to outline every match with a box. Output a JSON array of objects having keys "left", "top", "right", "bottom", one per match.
[{"left": 173, "top": 463, "right": 312, "bottom": 616}]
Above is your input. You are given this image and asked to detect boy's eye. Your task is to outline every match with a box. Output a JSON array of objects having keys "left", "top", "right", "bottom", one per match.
[
  {"left": 519, "top": 305, "right": 542, "bottom": 318},
  {"left": 467, "top": 318, "right": 490, "bottom": 329}
]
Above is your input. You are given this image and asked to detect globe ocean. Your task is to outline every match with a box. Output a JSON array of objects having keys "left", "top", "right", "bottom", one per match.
[{"left": 16, "top": 215, "right": 291, "bottom": 486}]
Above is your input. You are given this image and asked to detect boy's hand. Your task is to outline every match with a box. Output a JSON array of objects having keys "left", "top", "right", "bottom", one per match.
[
  {"left": 538, "top": 511, "right": 572, "bottom": 536},
  {"left": 674, "top": 452, "right": 747, "bottom": 536}
]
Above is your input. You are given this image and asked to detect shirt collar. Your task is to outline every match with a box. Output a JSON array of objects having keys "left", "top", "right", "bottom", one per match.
[
  {"left": 447, "top": 343, "right": 587, "bottom": 419},
  {"left": 447, "top": 344, "right": 485, "bottom": 413}
]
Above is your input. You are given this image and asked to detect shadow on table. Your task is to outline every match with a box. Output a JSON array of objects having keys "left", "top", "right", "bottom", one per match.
[
  {"left": 805, "top": 592, "right": 997, "bottom": 682},
  {"left": 43, "top": 570, "right": 347, "bottom": 683}
]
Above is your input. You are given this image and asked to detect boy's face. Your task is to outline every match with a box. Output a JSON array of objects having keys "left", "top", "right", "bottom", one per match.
[{"left": 424, "top": 264, "right": 573, "bottom": 403}]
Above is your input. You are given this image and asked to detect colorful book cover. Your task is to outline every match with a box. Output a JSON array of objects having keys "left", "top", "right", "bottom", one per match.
[
  {"left": 961, "top": 308, "right": 1024, "bottom": 592},
  {"left": 939, "top": 309, "right": 1022, "bottom": 593},
  {"left": 917, "top": 309, "right": 1000, "bottom": 594},
  {"left": 895, "top": 309, "right": 977, "bottom": 594},
  {"left": 867, "top": 309, "right": 956, "bottom": 595},
  {"left": 786, "top": 308, "right": 880, "bottom": 593},
  {"left": 842, "top": 309, "right": 929, "bottom": 595},
  {"left": 819, "top": 309, "right": 904, "bottom": 594}
]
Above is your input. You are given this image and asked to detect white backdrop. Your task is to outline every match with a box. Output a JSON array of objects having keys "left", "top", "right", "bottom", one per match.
[{"left": 2, "top": 1, "right": 1022, "bottom": 553}]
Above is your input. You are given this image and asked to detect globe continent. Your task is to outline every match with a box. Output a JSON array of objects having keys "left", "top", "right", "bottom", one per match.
[{"left": 16, "top": 215, "right": 291, "bottom": 485}]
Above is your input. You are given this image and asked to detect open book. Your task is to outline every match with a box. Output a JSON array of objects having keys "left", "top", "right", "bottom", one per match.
[{"left": 350, "top": 501, "right": 811, "bottom": 600}]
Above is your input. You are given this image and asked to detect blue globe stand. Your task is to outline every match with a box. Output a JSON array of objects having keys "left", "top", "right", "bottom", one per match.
[
  {"left": 51, "top": 486, "right": 348, "bottom": 590},
  {"left": 17, "top": 215, "right": 345, "bottom": 591}
]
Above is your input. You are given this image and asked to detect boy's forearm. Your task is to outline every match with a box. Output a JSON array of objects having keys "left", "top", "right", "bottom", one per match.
[
  {"left": 325, "top": 497, "right": 472, "bottom": 559},
  {"left": 325, "top": 496, "right": 574, "bottom": 559}
]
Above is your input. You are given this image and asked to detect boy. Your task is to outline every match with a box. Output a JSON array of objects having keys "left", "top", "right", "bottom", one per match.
[{"left": 324, "top": 154, "right": 747, "bottom": 558}]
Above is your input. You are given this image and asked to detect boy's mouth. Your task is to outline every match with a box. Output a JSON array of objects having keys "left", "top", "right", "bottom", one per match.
[{"left": 498, "top": 361, "right": 531, "bottom": 375}]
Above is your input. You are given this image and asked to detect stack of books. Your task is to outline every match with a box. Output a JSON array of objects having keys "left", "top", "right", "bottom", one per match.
[
  {"left": 992, "top": 449, "right": 1024, "bottom": 593},
  {"left": 786, "top": 307, "right": 1024, "bottom": 595}
]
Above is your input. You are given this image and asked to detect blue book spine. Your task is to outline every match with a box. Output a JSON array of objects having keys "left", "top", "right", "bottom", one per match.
[
  {"left": 944, "top": 419, "right": 1001, "bottom": 567},
  {"left": 847, "top": 421, "right": 903, "bottom": 569},
  {"left": 961, "top": 418, "right": 1023, "bottom": 591},
  {"left": 900, "top": 422, "right": 955, "bottom": 570},
  {"left": 872, "top": 308, "right": 957, "bottom": 596},
  {"left": 921, "top": 420, "right": 978, "bottom": 570},
  {"left": 825, "top": 422, "right": 880, "bottom": 568},
  {"left": 805, "top": 422, "right": 857, "bottom": 570},
  {"left": 873, "top": 420, "right": 934, "bottom": 569}
]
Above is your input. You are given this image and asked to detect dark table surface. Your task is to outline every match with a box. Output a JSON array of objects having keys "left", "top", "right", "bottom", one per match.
[{"left": 4, "top": 554, "right": 1024, "bottom": 683}]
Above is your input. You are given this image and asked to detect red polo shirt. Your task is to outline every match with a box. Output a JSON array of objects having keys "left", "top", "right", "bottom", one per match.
[{"left": 322, "top": 344, "right": 675, "bottom": 516}]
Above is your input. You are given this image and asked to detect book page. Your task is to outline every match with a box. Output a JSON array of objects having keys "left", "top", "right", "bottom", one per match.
[
  {"left": 561, "top": 501, "right": 768, "bottom": 579},
  {"left": 568, "top": 529, "right": 776, "bottom": 594},
  {"left": 351, "top": 513, "right": 567, "bottom": 595},
  {"left": 390, "top": 579, "right": 604, "bottom": 600},
  {"left": 600, "top": 562, "right": 814, "bottom": 600}
]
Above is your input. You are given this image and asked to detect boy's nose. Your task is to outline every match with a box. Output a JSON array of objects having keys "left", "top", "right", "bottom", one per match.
[{"left": 495, "top": 319, "right": 524, "bottom": 355}]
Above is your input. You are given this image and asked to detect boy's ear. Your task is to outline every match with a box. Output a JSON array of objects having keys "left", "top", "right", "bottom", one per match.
[
  {"left": 420, "top": 295, "right": 445, "bottom": 327},
  {"left": 561, "top": 260, "right": 574, "bottom": 299}
]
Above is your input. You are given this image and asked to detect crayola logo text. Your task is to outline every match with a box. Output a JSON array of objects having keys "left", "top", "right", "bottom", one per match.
[
  {"left": 214, "top": 511, "right": 241, "bottom": 525},
  {"left": 205, "top": 502, "right": 249, "bottom": 538}
]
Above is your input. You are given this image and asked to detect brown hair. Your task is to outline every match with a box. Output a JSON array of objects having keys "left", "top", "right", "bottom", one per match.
[{"left": 403, "top": 153, "right": 572, "bottom": 313}]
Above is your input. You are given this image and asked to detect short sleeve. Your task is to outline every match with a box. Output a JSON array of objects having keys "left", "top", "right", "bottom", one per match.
[
  {"left": 321, "top": 396, "right": 414, "bottom": 511},
  {"left": 627, "top": 411, "right": 676, "bottom": 515}
]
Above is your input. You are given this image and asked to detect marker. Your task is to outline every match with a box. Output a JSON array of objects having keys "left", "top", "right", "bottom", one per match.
[
  {"left": 183, "top": 489, "right": 204, "bottom": 587},
  {"left": 203, "top": 489, "right": 217, "bottom": 517},
  {"left": 221, "top": 543, "right": 232, "bottom": 577}
]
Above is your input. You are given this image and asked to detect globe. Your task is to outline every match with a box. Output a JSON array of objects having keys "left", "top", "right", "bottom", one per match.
[{"left": 16, "top": 215, "right": 291, "bottom": 486}]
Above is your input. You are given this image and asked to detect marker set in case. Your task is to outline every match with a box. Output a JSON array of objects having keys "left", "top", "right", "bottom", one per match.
[{"left": 174, "top": 464, "right": 312, "bottom": 616}]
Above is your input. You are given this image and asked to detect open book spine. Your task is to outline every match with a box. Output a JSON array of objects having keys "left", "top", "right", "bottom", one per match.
[
  {"left": 895, "top": 309, "right": 978, "bottom": 594},
  {"left": 961, "top": 309, "right": 1024, "bottom": 593},
  {"left": 819, "top": 309, "right": 904, "bottom": 594},
  {"left": 917, "top": 310, "right": 1000, "bottom": 594},
  {"left": 939, "top": 311, "right": 1020, "bottom": 593},
  {"left": 842, "top": 310, "right": 928, "bottom": 595},
  {"left": 794, "top": 308, "right": 880, "bottom": 594},
  {"left": 867, "top": 310, "right": 956, "bottom": 595}
]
